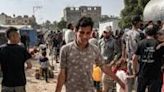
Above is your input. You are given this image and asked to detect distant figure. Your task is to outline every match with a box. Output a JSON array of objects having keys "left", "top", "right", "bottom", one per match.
[
  {"left": 64, "top": 23, "right": 75, "bottom": 44},
  {"left": 52, "top": 35, "right": 61, "bottom": 63},
  {"left": 39, "top": 43, "right": 47, "bottom": 53},
  {"left": 39, "top": 51, "right": 50, "bottom": 83},
  {"left": 0, "top": 27, "right": 32, "bottom": 92},
  {"left": 20, "top": 32, "right": 30, "bottom": 49},
  {"left": 89, "top": 29, "right": 98, "bottom": 46}
]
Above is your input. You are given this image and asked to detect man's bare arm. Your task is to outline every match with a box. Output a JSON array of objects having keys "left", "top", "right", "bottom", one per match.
[
  {"left": 26, "top": 59, "right": 32, "bottom": 69},
  {"left": 55, "top": 69, "right": 66, "bottom": 92},
  {"left": 132, "top": 54, "right": 139, "bottom": 76},
  {"left": 101, "top": 64, "right": 125, "bottom": 89}
]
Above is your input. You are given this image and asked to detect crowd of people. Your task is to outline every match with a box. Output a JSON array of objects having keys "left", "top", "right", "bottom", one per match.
[
  {"left": 0, "top": 15, "right": 163, "bottom": 92},
  {"left": 55, "top": 16, "right": 164, "bottom": 92}
]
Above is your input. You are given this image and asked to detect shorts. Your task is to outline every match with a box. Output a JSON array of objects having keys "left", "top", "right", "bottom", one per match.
[
  {"left": 93, "top": 81, "right": 101, "bottom": 90},
  {"left": 1, "top": 86, "right": 26, "bottom": 92}
]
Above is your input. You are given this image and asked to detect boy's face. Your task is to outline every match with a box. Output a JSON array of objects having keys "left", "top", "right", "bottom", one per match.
[
  {"left": 9, "top": 31, "right": 20, "bottom": 44},
  {"left": 76, "top": 26, "right": 92, "bottom": 46},
  {"left": 157, "top": 32, "right": 164, "bottom": 42},
  {"left": 135, "top": 21, "right": 142, "bottom": 29}
]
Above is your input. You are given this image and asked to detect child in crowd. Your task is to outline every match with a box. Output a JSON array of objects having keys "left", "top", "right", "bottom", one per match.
[
  {"left": 39, "top": 43, "right": 47, "bottom": 53},
  {"left": 39, "top": 51, "right": 50, "bottom": 83},
  {"left": 92, "top": 64, "right": 102, "bottom": 92},
  {"left": 115, "top": 61, "right": 135, "bottom": 92}
]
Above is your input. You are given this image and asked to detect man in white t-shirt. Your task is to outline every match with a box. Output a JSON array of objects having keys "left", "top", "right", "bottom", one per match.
[
  {"left": 64, "top": 23, "right": 75, "bottom": 44},
  {"left": 122, "top": 15, "right": 144, "bottom": 92},
  {"left": 89, "top": 29, "right": 98, "bottom": 46}
]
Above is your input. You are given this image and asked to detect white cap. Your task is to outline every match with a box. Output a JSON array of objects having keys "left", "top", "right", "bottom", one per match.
[{"left": 103, "top": 26, "right": 112, "bottom": 32}]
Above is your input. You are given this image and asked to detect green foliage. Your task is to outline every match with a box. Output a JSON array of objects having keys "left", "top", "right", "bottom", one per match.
[
  {"left": 138, "top": 0, "right": 151, "bottom": 9},
  {"left": 119, "top": 0, "right": 150, "bottom": 29},
  {"left": 41, "top": 17, "right": 67, "bottom": 32},
  {"left": 44, "top": 20, "right": 51, "bottom": 29},
  {"left": 57, "top": 17, "right": 67, "bottom": 31},
  {"left": 30, "top": 21, "right": 38, "bottom": 29}
]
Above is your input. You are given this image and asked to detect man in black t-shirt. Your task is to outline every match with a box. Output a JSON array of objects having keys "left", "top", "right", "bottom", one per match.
[
  {"left": 156, "top": 29, "right": 164, "bottom": 62},
  {"left": 156, "top": 29, "right": 164, "bottom": 91},
  {"left": 0, "top": 27, "right": 32, "bottom": 92},
  {"left": 132, "top": 25, "right": 163, "bottom": 92}
]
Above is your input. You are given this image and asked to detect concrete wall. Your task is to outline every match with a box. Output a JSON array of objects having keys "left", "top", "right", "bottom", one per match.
[{"left": 64, "top": 6, "right": 101, "bottom": 28}]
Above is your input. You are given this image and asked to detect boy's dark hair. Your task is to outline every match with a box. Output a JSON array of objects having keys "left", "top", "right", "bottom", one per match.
[
  {"left": 6, "top": 27, "right": 18, "bottom": 38},
  {"left": 145, "top": 24, "right": 158, "bottom": 36},
  {"left": 42, "top": 51, "right": 47, "bottom": 57},
  {"left": 156, "top": 20, "right": 162, "bottom": 30},
  {"left": 67, "top": 23, "right": 73, "bottom": 29},
  {"left": 75, "top": 17, "right": 94, "bottom": 32},
  {"left": 157, "top": 20, "right": 161, "bottom": 25},
  {"left": 131, "top": 15, "right": 142, "bottom": 25}
]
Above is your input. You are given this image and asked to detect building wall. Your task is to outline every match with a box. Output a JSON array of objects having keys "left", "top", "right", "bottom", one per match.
[
  {"left": 64, "top": 6, "right": 101, "bottom": 28},
  {"left": 64, "top": 7, "right": 81, "bottom": 25},
  {"left": 0, "top": 13, "right": 6, "bottom": 24},
  {"left": 0, "top": 13, "right": 36, "bottom": 25}
]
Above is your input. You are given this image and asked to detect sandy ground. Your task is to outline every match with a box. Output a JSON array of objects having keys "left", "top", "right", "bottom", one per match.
[{"left": 25, "top": 59, "right": 65, "bottom": 92}]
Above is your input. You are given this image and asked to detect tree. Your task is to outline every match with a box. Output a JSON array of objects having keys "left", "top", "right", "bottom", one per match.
[
  {"left": 41, "top": 18, "right": 67, "bottom": 32},
  {"left": 138, "top": 0, "right": 151, "bottom": 9},
  {"left": 100, "top": 15, "right": 110, "bottom": 22},
  {"left": 29, "top": 17, "right": 38, "bottom": 29},
  {"left": 30, "top": 21, "right": 38, "bottom": 29},
  {"left": 44, "top": 20, "right": 51, "bottom": 29},
  {"left": 119, "top": 0, "right": 150, "bottom": 29},
  {"left": 42, "top": 20, "right": 57, "bottom": 31},
  {"left": 52, "top": 21, "right": 58, "bottom": 31},
  {"left": 57, "top": 17, "right": 67, "bottom": 31}
]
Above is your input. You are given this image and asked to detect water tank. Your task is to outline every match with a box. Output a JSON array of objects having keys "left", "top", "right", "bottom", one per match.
[{"left": 143, "top": 0, "right": 164, "bottom": 21}]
